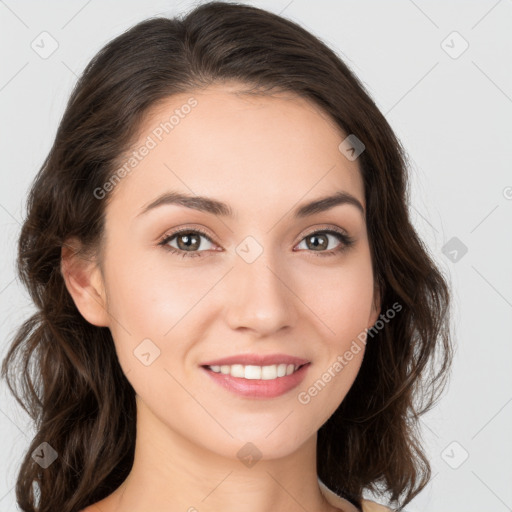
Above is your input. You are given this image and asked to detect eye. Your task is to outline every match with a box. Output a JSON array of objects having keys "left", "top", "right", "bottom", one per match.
[
  {"left": 158, "top": 228, "right": 217, "bottom": 258},
  {"left": 158, "top": 226, "right": 355, "bottom": 259},
  {"left": 295, "top": 229, "right": 355, "bottom": 257}
]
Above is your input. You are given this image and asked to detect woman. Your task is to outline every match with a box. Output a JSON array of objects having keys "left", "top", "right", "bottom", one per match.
[{"left": 2, "top": 2, "right": 452, "bottom": 511}]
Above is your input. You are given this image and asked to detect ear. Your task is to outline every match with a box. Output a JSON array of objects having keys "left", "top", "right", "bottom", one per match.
[
  {"left": 368, "top": 280, "right": 382, "bottom": 328},
  {"left": 60, "top": 237, "right": 110, "bottom": 327}
]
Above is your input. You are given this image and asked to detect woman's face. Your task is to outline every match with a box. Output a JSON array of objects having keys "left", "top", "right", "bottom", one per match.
[{"left": 91, "top": 83, "right": 380, "bottom": 459}]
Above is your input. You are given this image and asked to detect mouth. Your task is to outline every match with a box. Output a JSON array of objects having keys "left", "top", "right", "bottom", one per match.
[
  {"left": 201, "top": 362, "right": 309, "bottom": 380},
  {"left": 200, "top": 361, "right": 311, "bottom": 399}
]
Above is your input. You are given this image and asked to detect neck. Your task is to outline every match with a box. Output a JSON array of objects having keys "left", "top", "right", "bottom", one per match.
[{"left": 109, "top": 395, "right": 339, "bottom": 512}]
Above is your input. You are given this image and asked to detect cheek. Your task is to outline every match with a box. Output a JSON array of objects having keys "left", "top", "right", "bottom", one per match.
[
  {"left": 101, "top": 249, "right": 219, "bottom": 374},
  {"left": 292, "top": 253, "right": 375, "bottom": 338},
  {"left": 103, "top": 248, "right": 201, "bottom": 332}
]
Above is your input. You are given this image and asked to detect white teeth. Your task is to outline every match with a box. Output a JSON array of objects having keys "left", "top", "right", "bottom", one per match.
[
  {"left": 244, "top": 365, "right": 261, "bottom": 379},
  {"left": 207, "top": 363, "right": 302, "bottom": 380},
  {"left": 232, "top": 364, "right": 245, "bottom": 378},
  {"left": 261, "top": 365, "right": 276, "bottom": 379}
]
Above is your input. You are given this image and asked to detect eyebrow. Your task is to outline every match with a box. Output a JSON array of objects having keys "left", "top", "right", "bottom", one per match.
[{"left": 136, "top": 190, "right": 365, "bottom": 219}]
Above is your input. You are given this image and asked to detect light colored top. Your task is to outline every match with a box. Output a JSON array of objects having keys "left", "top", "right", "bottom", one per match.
[{"left": 319, "top": 479, "right": 393, "bottom": 512}]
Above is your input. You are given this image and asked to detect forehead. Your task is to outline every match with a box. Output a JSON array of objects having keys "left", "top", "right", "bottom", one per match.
[{"left": 107, "top": 83, "right": 365, "bottom": 220}]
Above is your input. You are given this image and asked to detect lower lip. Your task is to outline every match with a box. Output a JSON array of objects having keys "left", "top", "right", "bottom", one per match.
[{"left": 201, "top": 363, "right": 311, "bottom": 399}]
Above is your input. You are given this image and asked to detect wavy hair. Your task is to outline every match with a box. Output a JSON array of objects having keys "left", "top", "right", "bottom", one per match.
[{"left": 1, "top": 2, "right": 452, "bottom": 511}]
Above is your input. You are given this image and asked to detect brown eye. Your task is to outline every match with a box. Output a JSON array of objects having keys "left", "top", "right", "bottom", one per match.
[
  {"left": 304, "top": 233, "right": 329, "bottom": 251},
  {"left": 175, "top": 232, "right": 202, "bottom": 251},
  {"left": 295, "top": 230, "right": 355, "bottom": 256},
  {"left": 159, "top": 229, "right": 216, "bottom": 258}
]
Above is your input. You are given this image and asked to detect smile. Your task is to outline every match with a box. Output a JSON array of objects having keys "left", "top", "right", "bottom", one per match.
[
  {"left": 201, "top": 362, "right": 311, "bottom": 399},
  {"left": 205, "top": 363, "right": 306, "bottom": 380}
]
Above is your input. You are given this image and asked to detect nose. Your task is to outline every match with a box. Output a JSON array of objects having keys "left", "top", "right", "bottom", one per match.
[{"left": 223, "top": 249, "right": 298, "bottom": 337}]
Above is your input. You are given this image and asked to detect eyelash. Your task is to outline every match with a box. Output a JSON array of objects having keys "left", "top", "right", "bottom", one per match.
[
  {"left": 157, "top": 226, "right": 355, "bottom": 259},
  {"left": 158, "top": 228, "right": 355, "bottom": 258}
]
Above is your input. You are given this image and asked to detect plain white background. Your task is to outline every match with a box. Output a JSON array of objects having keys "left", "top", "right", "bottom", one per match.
[{"left": 0, "top": 1, "right": 511, "bottom": 511}]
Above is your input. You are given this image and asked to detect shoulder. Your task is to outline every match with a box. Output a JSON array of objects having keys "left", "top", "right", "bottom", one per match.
[
  {"left": 318, "top": 479, "right": 393, "bottom": 512},
  {"left": 361, "top": 498, "right": 394, "bottom": 512}
]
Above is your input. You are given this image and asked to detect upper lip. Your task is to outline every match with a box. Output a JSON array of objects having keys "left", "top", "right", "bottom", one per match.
[{"left": 201, "top": 354, "right": 310, "bottom": 367}]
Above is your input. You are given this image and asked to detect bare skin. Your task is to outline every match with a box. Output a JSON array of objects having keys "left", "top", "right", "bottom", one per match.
[{"left": 64, "top": 82, "right": 381, "bottom": 512}]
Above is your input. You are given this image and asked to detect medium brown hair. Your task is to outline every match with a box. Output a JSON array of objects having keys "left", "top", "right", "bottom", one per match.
[{"left": 2, "top": 2, "right": 452, "bottom": 511}]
